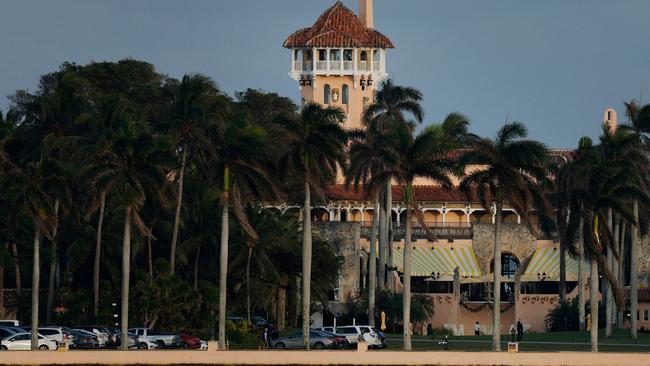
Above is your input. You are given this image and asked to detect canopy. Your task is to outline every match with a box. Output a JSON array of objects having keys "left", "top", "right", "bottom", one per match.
[
  {"left": 391, "top": 246, "right": 481, "bottom": 278},
  {"left": 523, "top": 246, "right": 579, "bottom": 281}
]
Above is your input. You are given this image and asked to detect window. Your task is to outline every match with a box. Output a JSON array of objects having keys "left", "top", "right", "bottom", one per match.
[
  {"left": 360, "top": 51, "right": 367, "bottom": 61},
  {"left": 324, "top": 84, "right": 331, "bottom": 104},
  {"left": 342, "top": 84, "right": 349, "bottom": 105},
  {"left": 293, "top": 49, "right": 300, "bottom": 61},
  {"left": 344, "top": 49, "right": 353, "bottom": 61},
  {"left": 607, "top": 111, "right": 612, "bottom": 120},
  {"left": 645, "top": 310, "right": 649, "bottom": 321},
  {"left": 337, "top": 327, "right": 358, "bottom": 335},
  {"left": 318, "top": 49, "right": 326, "bottom": 61},
  {"left": 329, "top": 49, "right": 340, "bottom": 61}
]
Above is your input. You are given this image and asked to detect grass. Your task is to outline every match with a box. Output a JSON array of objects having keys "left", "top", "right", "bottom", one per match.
[{"left": 383, "top": 329, "right": 650, "bottom": 352}]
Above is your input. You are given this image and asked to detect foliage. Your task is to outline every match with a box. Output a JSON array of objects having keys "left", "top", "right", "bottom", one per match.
[{"left": 546, "top": 298, "right": 580, "bottom": 332}]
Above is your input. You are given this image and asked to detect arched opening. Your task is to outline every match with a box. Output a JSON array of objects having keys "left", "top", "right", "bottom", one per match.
[
  {"left": 489, "top": 252, "right": 520, "bottom": 277},
  {"left": 502, "top": 211, "right": 519, "bottom": 223},
  {"left": 312, "top": 208, "right": 330, "bottom": 222},
  {"left": 342, "top": 84, "right": 349, "bottom": 105},
  {"left": 359, "top": 51, "right": 368, "bottom": 71},
  {"left": 470, "top": 210, "right": 491, "bottom": 223},
  {"left": 324, "top": 84, "right": 331, "bottom": 104},
  {"left": 340, "top": 210, "right": 348, "bottom": 222}
]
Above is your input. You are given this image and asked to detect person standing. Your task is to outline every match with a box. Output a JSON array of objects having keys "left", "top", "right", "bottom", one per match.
[
  {"left": 516, "top": 319, "right": 524, "bottom": 342},
  {"left": 474, "top": 321, "right": 481, "bottom": 336},
  {"left": 261, "top": 327, "right": 270, "bottom": 349}
]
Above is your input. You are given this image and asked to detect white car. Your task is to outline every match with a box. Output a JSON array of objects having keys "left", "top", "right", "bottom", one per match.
[
  {"left": 313, "top": 325, "right": 383, "bottom": 348},
  {"left": 136, "top": 338, "right": 159, "bottom": 350},
  {"left": 38, "top": 327, "right": 73, "bottom": 344},
  {"left": 0, "top": 332, "right": 58, "bottom": 350}
]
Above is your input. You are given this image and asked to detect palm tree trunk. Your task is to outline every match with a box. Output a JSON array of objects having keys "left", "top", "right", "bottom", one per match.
[
  {"left": 30, "top": 221, "right": 41, "bottom": 350},
  {"left": 590, "top": 257, "right": 599, "bottom": 352},
  {"left": 402, "top": 182, "right": 413, "bottom": 351},
  {"left": 386, "top": 180, "right": 393, "bottom": 292},
  {"left": 559, "top": 208, "right": 567, "bottom": 303},
  {"left": 46, "top": 199, "right": 60, "bottom": 325},
  {"left": 147, "top": 235, "right": 153, "bottom": 286},
  {"left": 0, "top": 243, "right": 5, "bottom": 318},
  {"left": 630, "top": 200, "right": 639, "bottom": 340},
  {"left": 170, "top": 147, "right": 187, "bottom": 275},
  {"left": 120, "top": 206, "right": 132, "bottom": 350},
  {"left": 617, "top": 221, "right": 626, "bottom": 329},
  {"left": 301, "top": 179, "right": 312, "bottom": 350},
  {"left": 94, "top": 191, "right": 106, "bottom": 318},
  {"left": 368, "top": 192, "right": 379, "bottom": 327},
  {"left": 578, "top": 215, "right": 586, "bottom": 332},
  {"left": 378, "top": 187, "right": 387, "bottom": 291},
  {"left": 276, "top": 274, "right": 289, "bottom": 332},
  {"left": 193, "top": 244, "right": 201, "bottom": 292},
  {"left": 605, "top": 208, "right": 613, "bottom": 338},
  {"left": 218, "top": 168, "right": 230, "bottom": 351},
  {"left": 492, "top": 201, "right": 502, "bottom": 351},
  {"left": 11, "top": 243, "right": 21, "bottom": 319},
  {"left": 610, "top": 214, "right": 621, "bottom": 328},
  {"left": 246, "top": 243, "right": 253, "bottom": 324}
]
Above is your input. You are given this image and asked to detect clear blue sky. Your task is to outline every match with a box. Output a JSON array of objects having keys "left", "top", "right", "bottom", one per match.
[{"left": 1, "top": 0, "right": 649, "bottom": 148}]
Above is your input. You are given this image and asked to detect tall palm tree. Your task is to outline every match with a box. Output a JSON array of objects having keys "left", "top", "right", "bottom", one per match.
[
  {"left": 369, "top": 122, "right": 460, "bottom": 350},
  {"left": 277, "top": 102, "right": 348, "bottom": 349},
  {"left": 164, "top": 73, "right": 225, "bottom": 275},
  {"left": 619, "top": 100, "right": 650, "bottom": 339},
  {"left": 459, "top": 122, "right": 551, "bottom": 351},
  {"left": 362, "top": 79, "right": 424, "bottom": 291}
]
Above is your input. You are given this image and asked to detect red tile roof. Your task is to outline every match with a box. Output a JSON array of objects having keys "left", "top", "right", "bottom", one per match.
[
  {"left": 326, "top": 185, "right": 483, "bottom": 202},
  {"left": 283, "top": 1, "right": 394, "bottom": 49}
]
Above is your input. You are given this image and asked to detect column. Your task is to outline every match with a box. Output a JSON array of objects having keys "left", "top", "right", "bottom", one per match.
[
  {"left": 369, "top": 48, "right": 374, "bottom": 72},
  {"left": 326, "top": 48, "right": 330, "bottom": 72},
  {"left": 340, "top": 48, "right": 344, "bottom": 72}
]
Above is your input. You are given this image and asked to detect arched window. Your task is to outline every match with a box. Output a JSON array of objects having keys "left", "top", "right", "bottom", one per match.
[
  {"left": 342, "top": 84, "right": 349, "bottom": 104},
  {"left": 324, "top": 84, "right": 331, "bottom": 104}
]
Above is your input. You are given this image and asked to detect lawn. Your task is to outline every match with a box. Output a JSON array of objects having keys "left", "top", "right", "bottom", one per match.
[{"left": 382, "top": 329, "right": 650, "bottom": 352}]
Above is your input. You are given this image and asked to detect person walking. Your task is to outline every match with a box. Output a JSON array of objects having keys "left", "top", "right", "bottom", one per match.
[
  {"left": 474, "top": 321, "right": 481, "bottom": 336},
  {"left": 516, "top": 319, "right": 524, "bottom": 342},
  {"left": 260, "top": 327, "right": 270, "bottom": 349}
]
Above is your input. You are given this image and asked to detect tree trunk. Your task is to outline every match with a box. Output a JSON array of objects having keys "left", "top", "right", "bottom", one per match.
[
  {"left": 301, "top": 179, "right": 312, "bottom": 349},
  {"left": 630, "top": 200, "right": 639, "bottom": 340},
  {"left": 46, "top": 199, "right": 60, "bottom": 325},
  {"left": 30, "top": 222, "right": 41, "bottom": 350},
  {"left": 147, "top": 235, "right": 153, "bottom": 286},
  {"left": 578, "top": 215, "right": 585, "bottom": 332},
  {"left": 367, "top": 192, "right": 379, "bottom": 327},
  {"left": 617, "top": 221, "right": 626, "bottom": 329},
  {"left": 218, "top": 169, "right": 229, "bottom": 351},
  {"left": 605, "top": 208, "right": 612, "bottom": 338},
  {"left": 94, "top": 191, "right": 106, "bottom": 318},
  {"left": 0, "top": 244, "right": 4, "bottom": 318},
  {"left": 170, "top": 147, "right": 187, "bottom": 275},
  {"left": 612, "top": 215, "right": 620, "bottom": 330},
  {"left": 11, "top": 243, "right": 21, "bottom": 320},
  {"left": 194, "top": 244, "right": 201, "bottom": 292},
  {"left": 559, "top": 208, "right": 567, "bottom": 303},
  {"left": 590, "top": 258, "right": 599, "bottom": 352},
  {"left": 492, "top": 201, "right": 502, "bottom": 351},
  {"left": 276, "top": 274, "right": 289, "bottom": 332},
  {"left": 246, "top": 243, "right": 253, "bottom": 324},
  {"left": 378, "top": 186, "right": 387, "bottom": 291},
  {"left": 120, "top": 206, "right": 132, "bottom": 350},
  {"left": 402, "top": 182, "right": 413, "bottom": 351},
  {"left": 386, "top": 180, "right": 393, "bottom": 292}
]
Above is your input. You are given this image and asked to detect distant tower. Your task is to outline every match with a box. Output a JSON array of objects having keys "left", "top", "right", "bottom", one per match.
[
  {"left": 603, "top": 107, "right": 617, "bottom": 132},
  {"left": 283, "top": 0, "right": 394, "bottom": 130}
]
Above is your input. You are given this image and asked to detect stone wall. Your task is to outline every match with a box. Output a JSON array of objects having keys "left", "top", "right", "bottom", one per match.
[
  {"left": 471, "top": 223, "right": 538, "bottom": 274},
  {"left": 312, "top": 222, "right": 360, "bottom": 304},
  {"left": 639, "top": 233, "right": 650, "bottom": 275}
]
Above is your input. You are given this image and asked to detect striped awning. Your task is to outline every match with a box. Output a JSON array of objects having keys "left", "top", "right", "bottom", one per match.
[
  {"left": 391, "top": 246, "right": 481, "bottom": 278},
  {"left": 523, "top": 246, "right": 579, "bottom": 281}
]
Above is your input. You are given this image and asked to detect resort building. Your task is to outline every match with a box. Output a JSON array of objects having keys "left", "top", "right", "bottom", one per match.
[{"left": 281, "top": 0, "right": 650, "bottom": 334}]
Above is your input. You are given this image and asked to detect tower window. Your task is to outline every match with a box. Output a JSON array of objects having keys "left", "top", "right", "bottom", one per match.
[
  {"left": 329, "top": 49, "right": 340, "bottom": 61},
  {"left": 607, "top": 111, "right": 611, "bottom": 120},
  {"left": 342, "top": 84, "right": 349, "bottom": 105},
  {"left": 318, "top": 49, "right": 326, "bottom": 61},
  {"left": 324, "top": 84, "right": 331, "bottom": 104}
]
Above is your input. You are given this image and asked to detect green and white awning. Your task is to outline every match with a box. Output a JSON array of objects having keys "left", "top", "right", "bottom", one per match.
[
  {"left": 390, "top": 246, "right": 481, "bottom": 278},
  {"left": 523, "top": 246, "right": 579, "bottom": 281}
]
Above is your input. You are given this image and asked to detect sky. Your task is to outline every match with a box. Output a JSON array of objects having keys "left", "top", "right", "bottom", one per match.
[{"left": 1, "top": 0, "right": 649, "bottom": 148}]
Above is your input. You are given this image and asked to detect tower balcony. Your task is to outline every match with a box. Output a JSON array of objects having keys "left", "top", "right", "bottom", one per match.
[{"left": 289, "top": 48, "right": 387, "bottom": 81}]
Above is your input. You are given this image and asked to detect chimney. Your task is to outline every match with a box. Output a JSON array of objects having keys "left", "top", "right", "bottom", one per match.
[
  {"left": 603, "top": 107, "right": 617, "bottom": 132},
  {"left": 359, "top": 0, "right": 374, "bottom": 29}
]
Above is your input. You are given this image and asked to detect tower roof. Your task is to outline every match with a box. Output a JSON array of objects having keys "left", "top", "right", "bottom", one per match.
[{"left": 283, "top": 1, "right": 394, "bottom": 49}]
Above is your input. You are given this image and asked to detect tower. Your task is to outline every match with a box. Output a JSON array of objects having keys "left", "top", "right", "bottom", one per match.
[
  {"left": 603, "top": 107, "right": 617, "bottom": 132},
  {"left": 283, "top": 0, "right": 394, "bottom": 130}
]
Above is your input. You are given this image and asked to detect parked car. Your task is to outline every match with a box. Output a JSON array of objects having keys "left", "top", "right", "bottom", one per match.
[
  {"left": 271, "top": 331, "right": 334, "bottom": 349},
  {"left": 251, "top": 316, "right": 269, "bottom": 328},
  {"left": 179, "top": 333, "right": 201, "bottom": 349},
  {"left": 129, "top": 328, "right": 182, "bottom": 349},
  {"left": 0, "top": 332, "right": 58, "bottom": 350},
  {"left": 74, "top": 326, "right": 111, "bottom": 347},
  {"left": 0, "top": 327, "right": 19, "bottom": 340},
  {"left": 0, "top": 320, "right": 20, "bottom": 327},
  {"left": 311, "top": 329, "right": 350, "bottom": 349},
  {"left": 68, "top": 329, "right": 100, "bottom": 349},
  {"left": 38, "top": 327, "right": 73, "bottom": 345},
  {"left": 313, "top": 325, "right": 384, "bottom": 348},
  {"left": 135, "top": 336, "right": 159, "bottom": 350}
]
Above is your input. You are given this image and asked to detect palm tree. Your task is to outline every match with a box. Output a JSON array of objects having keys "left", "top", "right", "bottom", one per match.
[
  {"left": 619, "top": 100, "right": 650, "bottom": 339},
  {"left": 277, "top": 102, "right": 348, "bottom": 349},
  {"left": 459, "top": 122, "right": 551, "bottom": 351},
  {"left": 164, "top": 73, "right": 225, "bottom": 275},
  {"left": 369, "top": 122, "right": 459, "bottom": 350},
  {"left": 362, "top": 79, "right": 424, "bottom": 291}
]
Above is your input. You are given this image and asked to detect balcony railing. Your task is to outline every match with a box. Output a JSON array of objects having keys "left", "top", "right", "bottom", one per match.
[
  {"left": 360, "top": 223, "right": 473, "bottom": 239},
  {"left": 293, "top": 61, "right": 301, "bottom": 71},
  {"left": 373, "top": 61, "right": 380, "bottom": 71},
  {"left": 330, "top": 61, "right": 341, "bottom": 71},
  {"left": 316, "top": 61, "right": 327, "bottom": 71},
  {"left": 295, "top": 60, "right": 383, "bottom": 74},
  {"left": 343, "top": 61, "right": 354, "bottom": 71},
  {"left": 358, "top": 61, "right": 370, "bottom": 72},
  {"left": 303, "top": 61, "right": 312, "bottom": 71}
]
